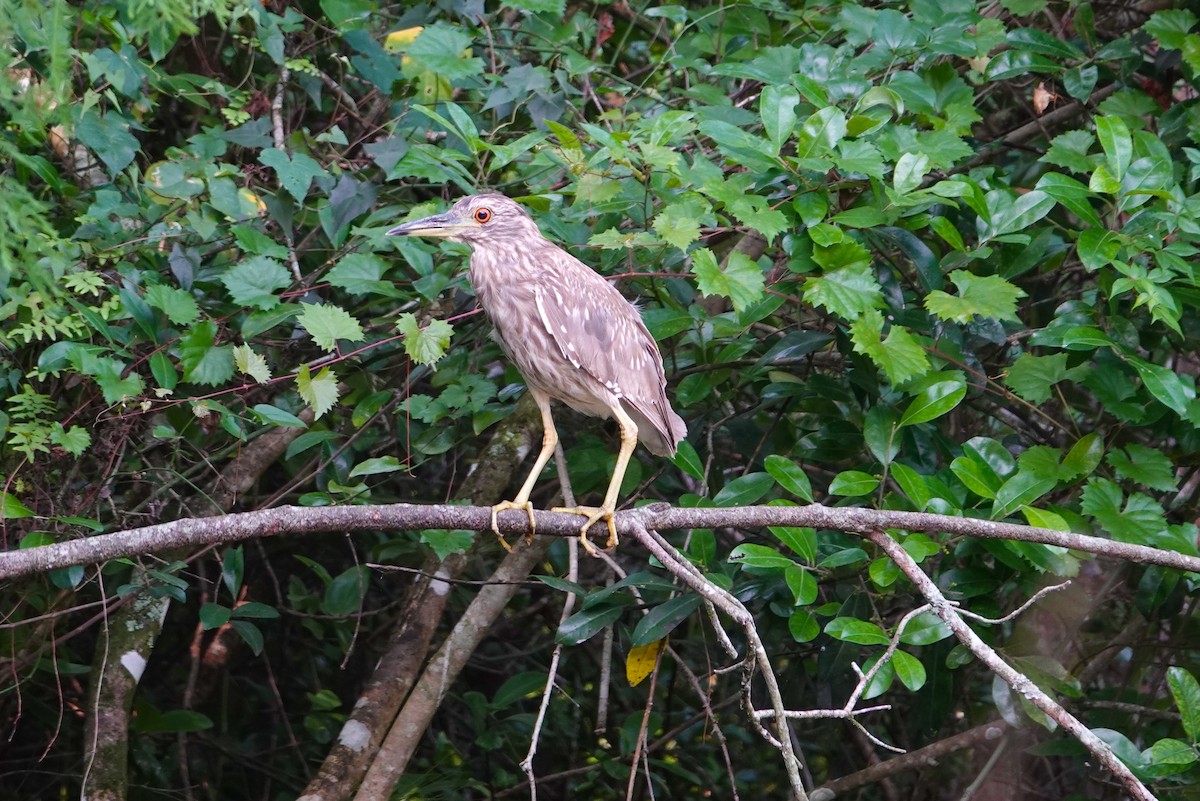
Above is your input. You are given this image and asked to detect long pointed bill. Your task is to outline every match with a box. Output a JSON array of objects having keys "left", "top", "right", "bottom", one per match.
[{"left": 386, "top": 212, "right": 471, "bottom": 239}]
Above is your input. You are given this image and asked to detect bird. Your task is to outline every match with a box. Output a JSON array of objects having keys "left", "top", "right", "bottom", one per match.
[{"left": 387, "top": 193, "right": 686, "bottom": 555}]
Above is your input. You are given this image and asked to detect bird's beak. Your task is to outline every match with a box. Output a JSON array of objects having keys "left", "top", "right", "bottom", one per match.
[{"left": 386, "top": 211, "right": 471, "bottom": 239}]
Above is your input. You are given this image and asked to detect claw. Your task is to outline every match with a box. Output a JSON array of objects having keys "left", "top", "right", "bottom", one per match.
[
  {"left": 553, "top": 506, "right": 618, "bottom": 556},
  {"left": 491, "top": 500, "right": 537, "bottom": 550}
]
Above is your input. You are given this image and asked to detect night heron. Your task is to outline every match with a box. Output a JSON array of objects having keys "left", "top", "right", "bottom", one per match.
[{"left": 387, "top": 194, "right": 686, "bottom": 554}]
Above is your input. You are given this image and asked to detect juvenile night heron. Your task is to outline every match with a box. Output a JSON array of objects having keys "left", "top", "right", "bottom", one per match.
[{"left": 388, "top": 194, "right": 686, "bottom": 554}]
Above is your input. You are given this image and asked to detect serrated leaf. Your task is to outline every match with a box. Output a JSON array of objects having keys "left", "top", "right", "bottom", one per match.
[
  {"left": 180, "top": 321, "right": 235, "bottom": 386},
  {"left": 326, "top": 253, "right": 402, "bottom": 297},
  {"left": 233, "top": 344, "right": 271, "bottom": 383},
  {"left": 850, "top": 310, "right": 930, "bottom": 385},
  {"left": 145, "top": 285, "right": 199, "bottom": 325},
  {"left": 222, "top": 256, "right": 291, "bottom": 310},
  {"left": 296, "top": 365, "right": 340, "bottom": 419},
  {"left": 652, "top": 196, "right": 709, "bottom": 252},
  {"left": 692, "top": 248, "right": 766, "bottom": 313},
  {"left": 1107, "top": 445, "right": 1177, "bottom": 492},
  {"left": 1005, "top": 353, "right": 1068, "bottom": 404},
  {"left": 925, "top": 271, "right": 1027, "bottom": 323},
  {"left": 396, "top": 312, "right": 454, "bottom": 365},
  {"left": 258, "top": 148, "right": 327, "bottom": 202},
  {"left": 804, "top": 263, "right": 882, "bottom": 319},
  {"left": 298, "top": 303, "right": 365, "bottom": 352}
]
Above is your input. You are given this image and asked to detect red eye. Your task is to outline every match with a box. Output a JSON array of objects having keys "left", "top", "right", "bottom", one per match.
[{"left": 473, "top": 208, "right": 492, "bottom": 223}]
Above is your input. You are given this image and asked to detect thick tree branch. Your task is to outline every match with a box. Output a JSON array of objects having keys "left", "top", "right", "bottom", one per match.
[{"left": 5, "top": 503, "right": 1197, "bottom": 582}]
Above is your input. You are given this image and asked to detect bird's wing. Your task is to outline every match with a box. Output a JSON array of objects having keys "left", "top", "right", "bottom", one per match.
[{"left": 529, "top": 264, "right": 685, "bottom": 454}]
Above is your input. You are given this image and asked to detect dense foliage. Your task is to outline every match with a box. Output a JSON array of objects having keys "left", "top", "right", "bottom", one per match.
[{"left": 5, "top": 0, "right": 1200, "bottom": 798}]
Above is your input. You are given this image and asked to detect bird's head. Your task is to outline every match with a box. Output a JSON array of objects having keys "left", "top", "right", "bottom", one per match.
[{"left": 386, "top": 193, "right": 540, "bottom": 246}]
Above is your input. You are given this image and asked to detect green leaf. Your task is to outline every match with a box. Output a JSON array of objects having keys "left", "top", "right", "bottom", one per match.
[
  {"left": 75, "top": 108, "right": 139, "bottom": 175},
  {"left": 349, "top": 456, "right": 405, "bottom": 478},
  {"left": 420, "top": 529, "right": 474, "bottom": 559},
  {"left": 829, "top": 470, "right": 879, "bottom": 496},
  {"left": 1107, "top": 445, "right": 1177, "bottom": 492},
  {"left": 789, "top": 609, "right": 820, "bottom": 642},
  {"left": 1005, "top": 353, "right": 1068, "bottom": 404},
  {"left": 692, "top": 248, "right": 766, "bottom": 313},
  {"left": 298, "top": 303, "right": 365, "bottom": 352},
  {"left": 992, "top": 472, "right": 1057, "bottom": 519},
  {"left": 296, "top": 366, "right": 340, "bottom": 420},
  {"left": 899, "top": 611, "right": 953, "bottom": 645},
  {"left": 396, "top": 313, "right": 454, "bottom": 366},
  {"left": 951, "top": 456, "right": 1001, "bottom": 499},
  {"left": 712, "top": 472, "right": 773, "bottom": 506},
  {"left": 672, "top": 440, "right": 704, "bottom": 479},
  {"left": 51, "top": 424, "right": 91, "bottom": 457},
  {"left": 924, "top": 271, "right": 1027, "bottom": 323},
  {"left": 323, "top": 566, "right": 370, "bottom": 616},
  {"left": 729, "top": 543, "right": 797, "bottom": 570},
  {"left": 233, "top": 344, "right": 271, "bottom": 383},
  {"left": 180, "top": 321, "right": 235, "bottom": 386},
  {"left": 825, "top": 617, "right": 890, "bottom": 645},
  {"left": 1128, "top": 357, "right": 1194, "bottom": 416},
  {"left": 404, "top": 25, "right": 486, "bottom": 81},
  {"left": 892, "top": 650, "right": 927, "bottom": 691},
  {"left": 258, "top": 148, "right": 327, "bottom": 202},
  {"left": 893, "top": 152, "right": 929, "bottom": 194},
  {"left": 3, "top": 493, "right": 34, "bottom": 519},
  {"left": 1145, "top": 9, "right": 1199, "bottom": 50},
  {"left": 556, "top": 603, "right": 625, "bottom": 645},
  {"left": 804, "top": 263, "right": 883, "bottom": 319},
  {"left": 1061, "top": 433, "right": 1104, "bottom": 480},
  {"left": 145, "top": 285, "right": 199, "bottom": 326},
  {"left": 652, "top": 196, "right": 709, "bottom": 252},
  {"left": 794, "top": 106, "right": 847, "bottom": 158},
  {"left": 769, "top": 525, "right": 816, "bottom": 563},
  {"left": 1035, "top": 172, "right": 1102, "bottom": 228},
  {"left": 1168, "top": 666, "right": 1200, "bottom": 743},
  {"left": 850, "top": 311, "right": 930, "bottom": 386},
  {"left": 785, "top": 565, "right": 818, "bottom": 605},
  {"left": 326, "top": 253, "right": 402, "bottom": 297},
  {"left": 251, "top": 404, "right": 307, "bottom": 428},
  {"left": 760, "top": 84, "right": 799, "bottom": 148},
  {"left": 899, "top": 375, "right": 967, "bottom": 427},
  {"left": 1095, "top": 116, "right": 1132, "bottom": 181},
  {"left": 764, "top": 455, "right": 813, "bottom": 502},
  {"left": 631, "top": 595, "right": 702, "bottom": 647},
  {"left": 222, "top": 256, "right": 291, "bottom": 310}
]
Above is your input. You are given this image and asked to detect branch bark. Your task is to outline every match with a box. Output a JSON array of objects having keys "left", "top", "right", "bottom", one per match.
[{"left": 8, "top": 503, "right": 1198, "bottom": 582}]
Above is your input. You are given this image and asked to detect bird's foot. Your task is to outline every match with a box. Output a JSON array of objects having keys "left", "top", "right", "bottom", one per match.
[
  {"left": 490, "top": 500, "right": 537, "bottom": 551},
  {"left": 552, "top": 505, "right": 618, "bottom": 557}
]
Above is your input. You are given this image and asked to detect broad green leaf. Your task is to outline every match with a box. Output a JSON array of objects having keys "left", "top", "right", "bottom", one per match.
[
  {"left": 899, "top": 611, "right": 953, "bottom": 645},
  {"left": 251, "top": 404, "right": 307, "bottom": 428},
  {"left": 349, "top": 456, "right": 405, "bottom": 478},
  {"left": 785, "top": 565, "right": 818, "bottom": 605},
  {"left": 899, "top": 376, "right": 967, "bottom": 427},
  {"left": 692, "top": 248, "right": 767, "bottom": 313},
  {"left": 863, "top": 407, "right": 900, "bottom": 465},
  {"left": 713, "top": 472, "right": 773, "bottom": 506},
  {"left": 396, "top": 313, "right": 454, "bottom": 366},
  {"left": 1035, "top": 172, "right": 1102, "bottom": 228},
  {"left": 1061, "top": 433, "right": 1104, "bottom": 480},
  {"left": 769, "top": 525, "right": 816, "bottom": 563},
  {"left": 829, "top": 470, "right": 879, "bottom": 496},
  {"left": 729, "top": 543, "right": 796, "bottom": 570},
  {"left": 760, "top": 84, "right": 799, "bottom": 148},
  {"left": 1145, "top": 10, "right": 1198, "bottom": 50},
  {"left": 789, "top": 609, "right": 820, "bottom": 643},
  {"left": 1128, "top": 357, "right": 1194, "bottom": 416},
  {"left": 259, "top": 148, "right": 328, "bottom": 202},
  {"left": 992, "top": 472, "right": 1057, "bottom": 519},
  {"left": 75, "top": 108, "right": 139, "bottom": 175},
  {"left": 893, "top": 152, "right": 929, "bottom": 194},
  {"left": 298, "top": 303, "right": 366, "bottom": 352},
  {"left": 1095, "top": 116, "right": 1132, "bottom": 181},
  {"left": 652, "top": 196, "right": 710, "bottom": 252},
  {"left": 322, "top": 566, "right": 370, "bottom": 616},
  {"left": 672, "top": 440, "right": 703, "bottom": 480},
  {"left": 1168, "top": 666, "right": 1200, "bottom": 743},
  {"left": 1005, "top": 353, "right": 1068, "bottom": 404},
  {"left": 556, "top": 603, "right": 625, "bottom": 645},
  {"left": 145, "top": 285, "right": 199, "bottom": 325},
  {"left": 924, "top": 271, "right": 1027, "bottom": 323},
  {"left": 296, "top": 365, "right": 340, "bottom": 419},
  {"left": 631, "top": 595, "right": 702, "bottom": 647},
  {"left": 764, "top": 454, "right": 813, "bottom": 502},
  {"left": 404, "top": 24, "right": 486, "bottom": 80},
  {"left": 326, "top": 253, "right": 403, "bottom": 297},
  {"left": 950, "top": 456, "right": 1001, "bottom": 499},
  {"left": 180, "top": 321, "right": 235, "bottom": 386},
  {"left": 221, "top": 256, "right": 291, "bottom": 310},
  {"left": 892, "top": 650, "right": 927, "bottom": 691},
  {"left": 3, "top": 493, "right": 34, "bottom": 519},
  {"left": 825, "top": 617, "right": 890, "bottom": 645},
  {"left": 794, "top": 106, "right": 847, "bottom": 158}
]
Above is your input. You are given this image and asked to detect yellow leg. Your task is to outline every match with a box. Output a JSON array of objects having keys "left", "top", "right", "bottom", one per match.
[
  {"left": 491, "top": 390, "right": 557, "bottom": 549},
  {"left": 555, "top": 404, "right": 638, "bottom": 556}
]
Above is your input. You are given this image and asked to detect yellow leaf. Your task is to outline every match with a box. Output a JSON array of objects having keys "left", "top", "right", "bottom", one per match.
[
  {"left": 626, "top": 639, "right": 666, "bottom": 687},
  {"left": 384, "top": 26, "right": 424, "bottom": 51}
]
